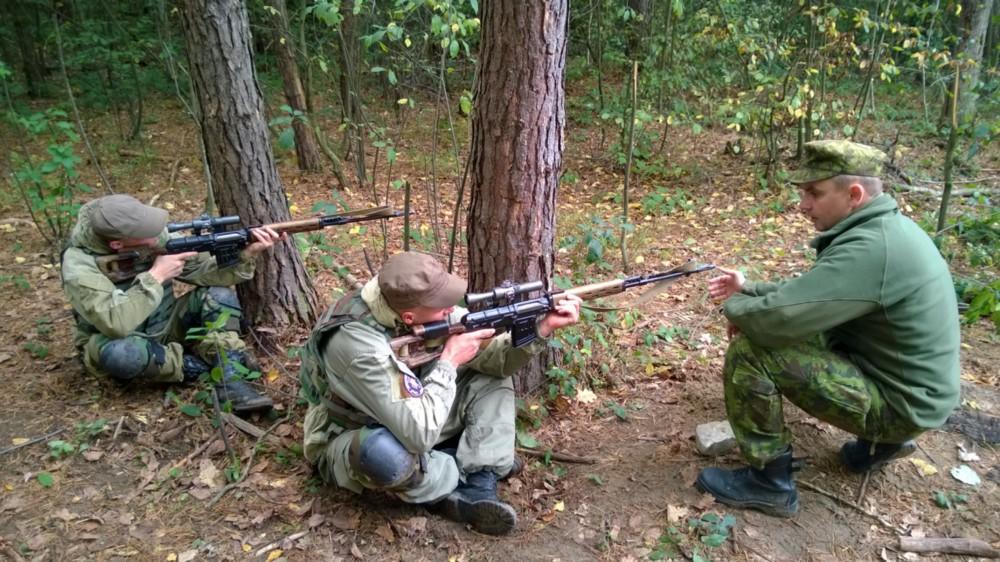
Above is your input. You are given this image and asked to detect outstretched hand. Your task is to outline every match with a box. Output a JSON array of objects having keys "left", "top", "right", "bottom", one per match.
[
  {"left": 708, "top": 266, "right": 746, "bottom": 301},
  {"left": 538, "top": 294, "right": 583, "bottom": 338},
  {"left": 243, "top": 226, "right": 287, "bottom": 259}
]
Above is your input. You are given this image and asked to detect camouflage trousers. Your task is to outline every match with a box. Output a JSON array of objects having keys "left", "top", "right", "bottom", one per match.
[
  {"left": 304, "top": 371, "right": 516, "bottom": 504},
  {"left": 724, "top": 335, "right": 923, "bottom": 468},
  {"left": 82, "top": 286, "right": 246, "bottom": 384}
]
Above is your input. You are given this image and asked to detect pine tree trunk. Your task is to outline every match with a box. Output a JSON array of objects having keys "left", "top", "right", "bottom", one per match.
[
  {"left": 467, "top": 0, "right": 568, "bottom": 393},
  {"left": 270, "top": 0, "right": 323, "bottom": 171},
  {"left": 178, "top": 0, "right": 318, "bottom": 330}
]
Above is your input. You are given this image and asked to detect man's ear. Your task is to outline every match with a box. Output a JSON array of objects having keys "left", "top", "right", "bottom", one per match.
[
  {"left": 399, "top": 310, "right": 415, "bottom": 326},
  {"left": 108, "top": 240, "right": 124, "bottom": 251},
  {"left": 849, "top": 183, "right": 868, "bottom": 207}
]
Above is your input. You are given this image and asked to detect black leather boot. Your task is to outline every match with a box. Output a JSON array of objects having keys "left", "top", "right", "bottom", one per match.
[
  {"left": 181, "top": 354, "right": 211, "bottom": 384},
  {"left": 840, "top": 438, "right": 916, "bottom": 473},
  {"left": 431, "top": 471, "right": 517, "bottom": 535},
  {"left": 695, "top": 448, "right": 800, "bottom": 518},
  {"left": 213, "top": 350, "right": 273, "bottom": 414}
]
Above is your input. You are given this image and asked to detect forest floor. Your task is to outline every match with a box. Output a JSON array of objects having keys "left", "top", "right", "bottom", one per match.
[{"left": 0, "top": 97, "right": 998, "bottom": 562}]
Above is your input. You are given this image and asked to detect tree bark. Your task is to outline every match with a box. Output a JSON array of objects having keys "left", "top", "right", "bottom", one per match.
[
  {"left": 467, "top": 0, "right": 568, "bottom": 393},
  {"left": 269, "top": 0, "right": 323, "bottom": 171},
  {"left": 178, "top": 0, "right": 318, "bottom": 330},
  {"left": 6, "top": 1, "right": 45, "bottom": 98},
  {"left": 957, "top": 0, "right": 995, "bottom": 120}
]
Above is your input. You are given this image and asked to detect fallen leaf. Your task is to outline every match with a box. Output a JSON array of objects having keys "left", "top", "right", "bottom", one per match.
[
  {"left": 265, "top": 550, "right": 283, "bottom": 562},
  {"left": 9, "top": 437, "right": 27, "bottom": 446},
  {"left": 188, "top": 487, "right": 212, "bottom": 501},
  {"left": 307, "top": 512, "right": 325, "bottom": 528},
  {"left": 52, "top": 508, "right": 76, "bottom": 522},
  {"left": 553, "top": 500, "right": 565, "bottom": 512},
  {"left": 666, "top": 504, "right": 688, "bottom": 523},
  {"left": 82, "top": 450, "right": 104, "bottom": 462},
  {"left": 909, "top": 458, "right": 938, "bottom": 476},
  {"left": 197, "top": 459, "right": 223, "bottom": 488},
  {"left": 178, "top": 551, "right": 197, "bottom": 562},
  {"left": 576, "top": 389, "right": 597, "bottom": 404},
  {"left": 957, "top": 444, "right": 981, "bottom": 463},
  {"left": 331, "top": 507, "right": 361, "bottom": 530},
  {"left": 950, "top": 465, "right": 981, "bottom": 486},
  {"left": 695, "top": 493, "right": 716, "bottom": 510},
  {"left": 374, "top": 523, "right": 394, "bottom": 542},
  {"left": 401, "top": 516, "right": 427, "bottom": 535},
  {"left": 350, "top": 542, "right": 364, "bottom": 559},
  {"left": 266, "top": 369, "right": 280, "bottom": 382}
]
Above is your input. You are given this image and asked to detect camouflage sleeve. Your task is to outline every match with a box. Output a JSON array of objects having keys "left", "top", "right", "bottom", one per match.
[
  {"left": 177, "top": 252, "right": 255, "bottom": 286},
  {"left": 63, "top": 268, "right": 165, "bottom": 338},
  {"left": 322, "top": 322, "right": 457, "bottom": 454},
  {"left": 463, "top": 331, "right": 546, "bottom": 378},
  {"left": 724, "top": 245, "right": 879, "bottom": 348}
]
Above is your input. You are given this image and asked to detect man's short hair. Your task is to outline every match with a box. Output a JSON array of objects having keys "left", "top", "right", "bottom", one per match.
[{"left": 833, "top": 174, "right": 883, "bottom": 196}]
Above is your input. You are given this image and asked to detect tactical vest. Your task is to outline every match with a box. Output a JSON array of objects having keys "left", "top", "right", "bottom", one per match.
[{"left": 299, "top": 290, "right": 391, "bottom": 430}]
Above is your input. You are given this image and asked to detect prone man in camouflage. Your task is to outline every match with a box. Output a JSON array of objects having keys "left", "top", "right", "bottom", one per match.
[
  {"left": 61, "top": 194, "right": 283, "bottom": 413},
  {"left": 299, "top": 252, "right": 582, "bottom": 535},
  {"left": 696, "top": 140, "right": 961, "bottom": 517}
]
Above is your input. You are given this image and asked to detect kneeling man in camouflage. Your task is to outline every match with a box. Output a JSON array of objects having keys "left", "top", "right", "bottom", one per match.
[{"left": 300, "top": 252, "right": 581, "bottom": 534}]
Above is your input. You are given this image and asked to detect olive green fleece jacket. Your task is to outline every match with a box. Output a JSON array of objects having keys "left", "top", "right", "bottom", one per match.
[
  {"left": 724, "top": 194, "right": 960, "bottom": 429},
  {"left": 61, "top": 199, "right": 256, "bottom": 348}
]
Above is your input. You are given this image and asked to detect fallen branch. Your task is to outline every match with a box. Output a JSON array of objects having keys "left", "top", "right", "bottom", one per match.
[
  {"left": 0, "top": 428, "right": 65, "bottom": 457},
  {"left": 798, "top": 479, "right": 901, "bottom": 532},
  {"left": 898, "top": 537, "right": 998, "bottom": 558},
  {"left": 117, "top": 148, "right": 175, "bottom": 162},
  {"left": 219, "top": 413, "right": 284, "bottom": 446},
  {"left": 326, "top": 256, "right": 364, "bottom": 290},
  {"left": 253, "top": 530, "right": 309, "bottom": 557},
  {"left": 207, "top": 415, "right": 289, "bottom": 508},
  {"left": 890, "top": 182, "right": 999, "bottom": 197},
  {"left": 516, "top": 447, "right": 599, "bottom": 464}
]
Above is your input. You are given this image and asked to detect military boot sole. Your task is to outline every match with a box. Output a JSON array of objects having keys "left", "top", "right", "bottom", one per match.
[
  {"left": 840, "top": 440, "right": 916, "bottom": 474},
  {"left": 438, "top": 495, "right": 517, "bottom": 535},
  {"left": 695, "top": 472, "right": 799, "bottom": 518},
  {"left": 216, "top": 381, "right": 274, "bottom": 414}
]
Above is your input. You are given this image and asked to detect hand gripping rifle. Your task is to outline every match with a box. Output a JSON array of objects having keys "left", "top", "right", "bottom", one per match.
[
  {"left": 389, "top": 262, "right": 715, "bottom": 369},
  {"left": 95, "top": 206, "right": 404, "bottom": 282}
]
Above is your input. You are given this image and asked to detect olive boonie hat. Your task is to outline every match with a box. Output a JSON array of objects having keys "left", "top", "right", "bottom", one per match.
[
  {"left": 789, "top": 140, "right": 887, "bottom": 184},
  {"left": 89, "top": 194, "right": 169, "bottom": 239},
  {"left": 379, "top": 251, "right": 467, "bottom": 310}
]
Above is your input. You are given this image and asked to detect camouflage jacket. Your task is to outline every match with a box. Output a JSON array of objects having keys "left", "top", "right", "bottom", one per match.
[
  {"left": 61, "top": 199, "right": 256, "bottom": 348},
  {"left": 300, "top": 278, "right": 545, "bottom": 460}
]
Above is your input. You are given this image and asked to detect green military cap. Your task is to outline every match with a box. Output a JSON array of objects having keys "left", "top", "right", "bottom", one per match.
[
  {"left": 788, "top": 140, "right": 887, "bottom": 184},
  {"left": 379, "top": 251, "right": 467, "bottom": 311},
  {"left": 89, "top": 194, "right": 169, "bottom": 240}
]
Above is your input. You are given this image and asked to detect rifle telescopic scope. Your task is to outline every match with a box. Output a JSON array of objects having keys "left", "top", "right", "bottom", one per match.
[
  {"left": 168, "top": 214, "right": 241, "bottom": 234},
  {"left": 466, "top": 280, "right": 544, "bottom": 307}
]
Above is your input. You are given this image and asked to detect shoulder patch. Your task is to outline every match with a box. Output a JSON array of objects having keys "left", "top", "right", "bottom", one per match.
[{"left": 400, "top": 373, "right": 424, "bottom": 398}]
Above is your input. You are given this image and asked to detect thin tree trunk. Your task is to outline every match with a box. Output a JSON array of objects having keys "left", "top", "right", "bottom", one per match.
[
  {"left": 937, "top": 65, "right": 960, "bottom": 240},
  {"left": 178, "top": 0, "right": 319, "bottom": 330},
  {"left": 958, "top": 0, "right": 995, "bottom": 120},
  {"left": 270, "top": 0, "right": 323, "bottom": 171},
  {"left": 467, "top": 0, "right": 568, "bottom": 393}
]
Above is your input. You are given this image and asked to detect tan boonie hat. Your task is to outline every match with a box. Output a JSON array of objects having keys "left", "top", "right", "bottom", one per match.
[
  {"left": 789, "top": 140, "right": 887, "bottom": 184},
  {"left": 89, "top": 194, "right": 169, "bottom": 240},
  {"left": 379, "top": 251, "right": 467, "bottom": 310}
]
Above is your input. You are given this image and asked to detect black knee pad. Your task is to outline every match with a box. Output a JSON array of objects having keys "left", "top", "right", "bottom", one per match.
[
  {"left": 99, "top": 338, "right": 164, "bottom": 381},
  {"left": 351, "top": 427, "right": 422, "bottom": 490}
]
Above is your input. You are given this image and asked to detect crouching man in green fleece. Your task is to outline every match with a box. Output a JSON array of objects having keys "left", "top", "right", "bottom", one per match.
[
  {"left": 696, "top": 140, "right": 960, "bottom": 517},
  {"left": 299, "top": 252, "right": 581, "bottom": 535},
  {"left": 61, "top": 194, "right": 282, "bottom": 413}
]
